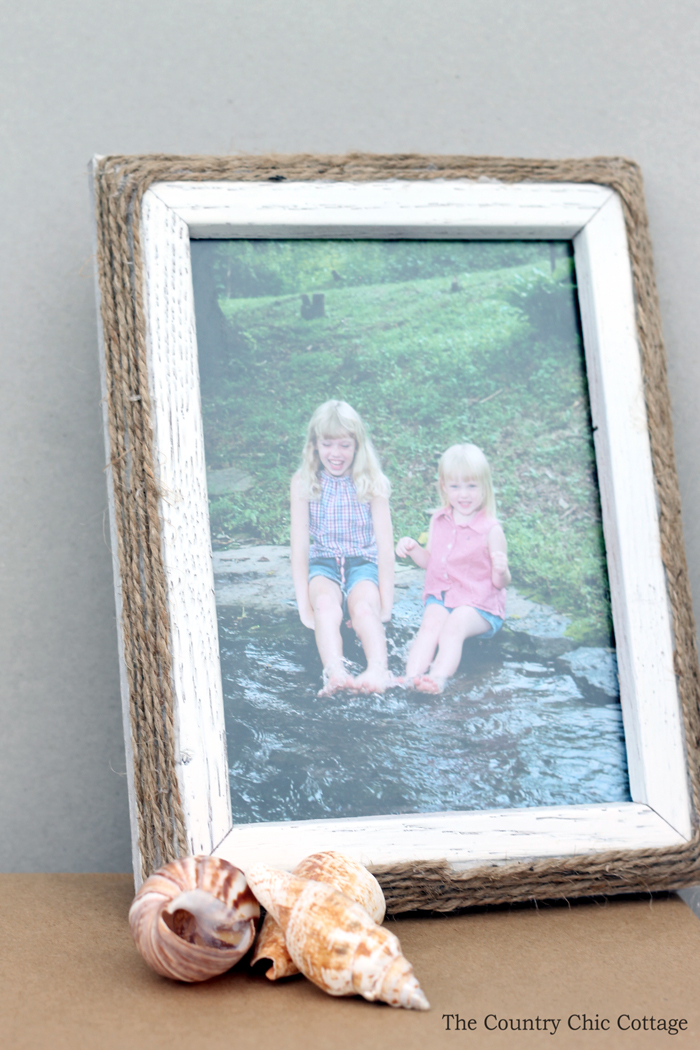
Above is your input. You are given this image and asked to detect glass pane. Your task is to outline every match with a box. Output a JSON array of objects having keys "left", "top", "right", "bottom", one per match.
[{"left": 191, "top": 238, "right": 629, "bottom": 824}]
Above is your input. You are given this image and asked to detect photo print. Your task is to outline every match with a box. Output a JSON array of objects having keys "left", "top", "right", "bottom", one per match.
[{"left": 190, "top": 238, "right": 630, "bottom": 827}]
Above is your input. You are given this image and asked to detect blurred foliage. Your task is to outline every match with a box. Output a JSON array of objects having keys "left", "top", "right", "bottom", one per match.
[
  {"left": 191, "top": 239, "right": 613, "bottom": 645},
  {"left": 206, "top": 239, "right": 552, "bottom": 300}
]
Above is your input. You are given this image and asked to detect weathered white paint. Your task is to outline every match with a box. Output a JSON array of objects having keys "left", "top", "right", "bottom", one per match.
[
  {"left": 149, "top": 179, "right": 613, "bottom": 240},
  {"left": 574, "top": 195, "right": 691, "bottom": 837},
  {"left": 214, "top": 802, "right": 686, "bottom": 874},
  {"left": 104, "top": 176, "right": 693, "bottom": 877},
  {"left": 140, "top": 191, "right": 232, "bottom": 863}
]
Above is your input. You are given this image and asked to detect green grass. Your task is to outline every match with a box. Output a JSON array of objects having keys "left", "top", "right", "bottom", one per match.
[{"left": 195, "top": 244, "right": 612, "bottom": 645}]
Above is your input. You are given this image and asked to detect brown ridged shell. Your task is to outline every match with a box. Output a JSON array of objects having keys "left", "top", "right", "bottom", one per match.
[
  {"left": 129, "top": 855, "right": 260, "bottom": 982},
  {"left": 251, "top": 851, "right": 385, "bottom": 980},
  {"left": 251, "top": 913, "right": 297, "bottom": 980},
  {"left": 247, "top": 863, "right": 429, "bottom": 1010}
]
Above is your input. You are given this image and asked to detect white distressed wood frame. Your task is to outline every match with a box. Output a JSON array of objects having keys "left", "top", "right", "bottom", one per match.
[{"left": 114, "top": 178, "right": 693, "bottom": 880}]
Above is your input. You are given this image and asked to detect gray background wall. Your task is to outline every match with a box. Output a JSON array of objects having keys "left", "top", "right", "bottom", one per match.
[{"left": 2, "top": 1, "right": 700, "bottom": 890}]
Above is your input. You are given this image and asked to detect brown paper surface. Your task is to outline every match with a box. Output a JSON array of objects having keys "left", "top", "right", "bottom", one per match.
[{"left": 1, "top": 874, "right": 699, "bottom": 1049}]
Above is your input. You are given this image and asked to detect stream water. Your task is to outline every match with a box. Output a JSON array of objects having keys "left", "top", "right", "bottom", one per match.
[{"left": 218, "top": 607, "right": 630, "bottom": 825}]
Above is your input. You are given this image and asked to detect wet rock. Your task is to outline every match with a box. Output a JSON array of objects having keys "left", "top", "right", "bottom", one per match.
[
  {"left": 506, "top": 590, "right": 570, "bottom": 639},
  {"left": 560, "top": 647, "right": 619, "bottom": 697},
  {"left": 213, "top": 546, "right": 574, "bottom": 654},
  {"left": 214, "top": 546, "right": 295, "bottom": 614},
  {"left": 391, "top": 563, "right": 426, "bottom": 628}
]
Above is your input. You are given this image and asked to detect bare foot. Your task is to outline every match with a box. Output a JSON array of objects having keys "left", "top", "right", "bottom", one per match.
[
  {"left": 352, "top": 667, "right": 395, "bottom": 694},
  {"left": 413, "top": 674, "right": 445, "bottom": 694},
  {"left": 318, "top": 666, "right": 356, "bottom": 696}
]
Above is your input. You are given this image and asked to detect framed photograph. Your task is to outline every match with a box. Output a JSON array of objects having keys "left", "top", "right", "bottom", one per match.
[{"left": 92, "top": 155, "right": 700, "bottom": 909}]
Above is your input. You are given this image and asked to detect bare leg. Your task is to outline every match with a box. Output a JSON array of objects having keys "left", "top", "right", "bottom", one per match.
[
  {"left": 347, "top": 580, "right": 392, "bottom": 693},
  {"left": 309, "top": 576, "right": 354, "bottom": 695},
  {"left": 415, "top": 606, "right": 490, "bottom": 694},
  {"left": 404, "top": 603, "right": 450, "bottom": 679}
]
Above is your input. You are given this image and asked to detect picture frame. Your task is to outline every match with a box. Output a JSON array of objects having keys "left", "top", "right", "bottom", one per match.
[{"left": 91, "top": 154, "right": 700, "bottom": 910}]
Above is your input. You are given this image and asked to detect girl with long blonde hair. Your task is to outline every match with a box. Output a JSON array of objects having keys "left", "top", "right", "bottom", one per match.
[{"left": 290, "top": 400, "right": 394, "bottom": 694}]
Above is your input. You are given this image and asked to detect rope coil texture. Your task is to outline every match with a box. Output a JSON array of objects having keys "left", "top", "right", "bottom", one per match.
[{"left": 93, "top": 152, "right": 700, "bottom": 910}]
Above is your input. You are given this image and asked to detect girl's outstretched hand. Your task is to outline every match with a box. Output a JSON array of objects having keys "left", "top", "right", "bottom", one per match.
[
  {"left": 396, "top": 534, "right": 431, "bottom": 569},
  {"left": 395, "top": 536, "right": 418, "bottom": 559}
]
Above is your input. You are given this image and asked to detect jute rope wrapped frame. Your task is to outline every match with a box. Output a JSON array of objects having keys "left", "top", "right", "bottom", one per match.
[{"left": 93, "top": 152, "right": 700, "bottom": 911}]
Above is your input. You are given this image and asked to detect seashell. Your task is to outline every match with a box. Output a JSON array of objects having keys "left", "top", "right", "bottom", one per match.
[
  {"left": 251, "top": 910, "right": 297, "bottom": 980},
  {"left": 295, "top": 851, "right": 386, "bottom": 922},
  {"left": 251, "top": 851, "right": 385, "bottom": 980},
  {"left": 129, "top": 855, "right": 260, "bottom": 982},
  {"left": 247, "top": 863, "right": 429, "bottom": 1010}
]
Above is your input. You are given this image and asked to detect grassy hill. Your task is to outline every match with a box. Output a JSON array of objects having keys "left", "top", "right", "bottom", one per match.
[{"left": 195, "top": 243, "right": 612, "bottom": 645}]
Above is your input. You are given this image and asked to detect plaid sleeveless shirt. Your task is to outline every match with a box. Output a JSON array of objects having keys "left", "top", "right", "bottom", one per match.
[{"left": 308, "top": 472, "right": 377, "bottom": 562}]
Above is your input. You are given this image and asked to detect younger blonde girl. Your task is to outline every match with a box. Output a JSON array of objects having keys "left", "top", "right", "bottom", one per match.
[
  {"left": 290, "top": 400, "right": 395, "bottom": 695},
  {"left": 396, "top": 443, "right": 510, "bottom": 693}
]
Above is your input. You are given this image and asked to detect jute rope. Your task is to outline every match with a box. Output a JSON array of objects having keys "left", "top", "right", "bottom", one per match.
[{"left": 93, "top": 153, "right": 700, "bottom": 908}]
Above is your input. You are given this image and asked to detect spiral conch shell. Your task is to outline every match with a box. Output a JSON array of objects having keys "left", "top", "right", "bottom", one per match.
[
  {"left": 247, "top": 863, "right": 429, "bottom": 1010},
  {"left": 129, "top": 855, "right": 260, "bottom": 982},
  {"left": 251, "top": 851, "right": 386, "bottom": 980}
]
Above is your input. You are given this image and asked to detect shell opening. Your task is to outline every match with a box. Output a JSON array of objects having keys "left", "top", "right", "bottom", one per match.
[{"left": 162, "top": 888, "right": 253, "bottom": 951}]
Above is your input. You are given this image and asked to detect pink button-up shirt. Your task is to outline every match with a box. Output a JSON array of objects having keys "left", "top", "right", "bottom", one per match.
[{"left": 423, "top": 507, "right": 506, "bottom": 618}]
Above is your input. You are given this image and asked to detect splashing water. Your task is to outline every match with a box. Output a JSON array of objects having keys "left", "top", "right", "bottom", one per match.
[{"left": 218, "top": 609, "right": 630, "bottom": 825}]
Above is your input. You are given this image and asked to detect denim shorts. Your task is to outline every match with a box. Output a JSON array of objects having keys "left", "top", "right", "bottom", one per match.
[
  {"left": 309, "top": 556, "right": 379, "bottom": 597},
  {"left": 424, "top": 593, "right": 504, "bottom": 639}
]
